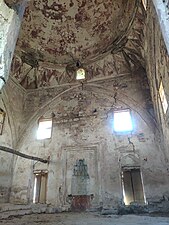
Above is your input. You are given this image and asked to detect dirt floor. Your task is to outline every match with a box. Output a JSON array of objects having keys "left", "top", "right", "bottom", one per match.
[{"left": 0, "top": 212, "right": 169, "bottom": 225}]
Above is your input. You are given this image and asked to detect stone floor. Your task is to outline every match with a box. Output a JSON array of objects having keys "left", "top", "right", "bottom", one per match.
[{"left": 0, "top": 212, "right": 169, "bottom": 225}]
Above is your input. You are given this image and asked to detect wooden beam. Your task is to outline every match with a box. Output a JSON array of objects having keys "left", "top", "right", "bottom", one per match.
[{"left": 0, "top": 145, "right": 49, "bottom": 163}]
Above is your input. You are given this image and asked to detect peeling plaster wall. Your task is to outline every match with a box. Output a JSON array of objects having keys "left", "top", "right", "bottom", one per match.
[
  {"left": 0, "top": 96, "right": 13, "bottom": 203},
  {"left": 1, "top": 0, "right": 169, "bottom": 210},
  {"left": 9, "top": 1, "right": 145, "bottom": 91},
  {"left": 0, "top": 0, "right": 25, "bottom": 90},
  {"left": 1, "top": 79, "right": 27, "bottom": 146},
  {"left": 11, "top": 52, "right": 132, "bottom": 89},
  {"left": 14, "top": 0, "right": 137, "bottom": 66},
  {"left": 0, "top": 79, "right": 26, "bottom": 203},
  {"left": 152, "top": 0, "right": 169, "bottom": 54},
  {"left": 145, "top": 1, "right": 169, "bottom": 161},
  {"left": 10, "top": 70, "right": 169, "bottom": 208},
  {"left": 10, "top": 2, "right": 145, "bottom": 90}
]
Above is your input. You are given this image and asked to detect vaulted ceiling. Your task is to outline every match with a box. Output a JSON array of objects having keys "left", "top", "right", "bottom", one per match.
[{"left": 8, "top": 0, "right": 145, "bottom": 89}]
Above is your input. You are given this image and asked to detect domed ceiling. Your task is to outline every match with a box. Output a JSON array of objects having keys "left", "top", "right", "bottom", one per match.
[
  {"left": 14, "top": 0, "right": 137, "bottom": 66},
  {"left": 8, "top": 0, "right": 146, "bottom": 89}
]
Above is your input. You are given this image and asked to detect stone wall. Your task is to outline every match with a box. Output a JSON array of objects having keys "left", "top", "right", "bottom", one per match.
[
  {"left": 0, "top": 79, "right": 26, "bottom": 203},
  {"left": 0, "top": 89, "right": 14, "bottom": 203},
  {"left": 0, "top": 0, "right": 26, "bottom": 90},
  {"left": 145, "top": 1, "right": 169, "bottom": 160},
  {"left": 0, "top": 97, "right": 13, "bottom": 203},
  {"left": 1, "top": 0, "right": 169, "bottom": 211},
  {"left": 10, "top": 68, "right": 169, "bottom": 208},
  {"left": 152, "top": 0, "right": 169, "bottom": 54}
]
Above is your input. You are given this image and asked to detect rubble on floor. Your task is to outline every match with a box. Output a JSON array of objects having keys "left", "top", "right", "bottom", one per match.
[{"left": 0, "top": 212, "right": 169, "bottom": 225}]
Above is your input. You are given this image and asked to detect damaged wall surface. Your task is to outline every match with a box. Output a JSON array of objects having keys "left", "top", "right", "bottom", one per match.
[
  {"left": 145, "top": 1, "right": 169, "bottom": 161},
  {"left": 9, "top": 68, "right": 169, "bottom": 209},
  {"left": 0, "top": 0, "right": 26, "bottom": 90},
  {"left": 0, "top": 97, "right": 13, "bottom": 203},
  {"left": 0, "top": 0, "right": 169, "bottom": 214},
  {"left": 0, "top": 78, "right": 26, "bottom": 203}
]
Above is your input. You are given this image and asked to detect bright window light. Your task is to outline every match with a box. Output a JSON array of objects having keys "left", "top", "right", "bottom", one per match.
[
  {"left": 114, "top": 110, "right": 133, "bottom": 132},
  {"left": 76, "top": 68, "right": 85, "bottom": 80},
  {"left": 37, "top": 119, "right": 52, "bottom": 140},
  {"left": 141, "top": 0, "right": 147, "bottom": 10},
  {"left": 159, "top": 81, "right": 168, "bottom": 114},
  {"left": 33, "top": 176, "right": 37, "bottom": 203}
]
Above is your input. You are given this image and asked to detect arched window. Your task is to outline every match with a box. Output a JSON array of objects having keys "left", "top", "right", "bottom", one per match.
[{"left": 0, "top": 108, "right": 5, "bottom": 135}]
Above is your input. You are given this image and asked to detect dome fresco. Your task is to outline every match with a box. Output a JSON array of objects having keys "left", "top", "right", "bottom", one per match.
[{"left": 15, "top": 0, "right": 137, "bottom": 65}]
